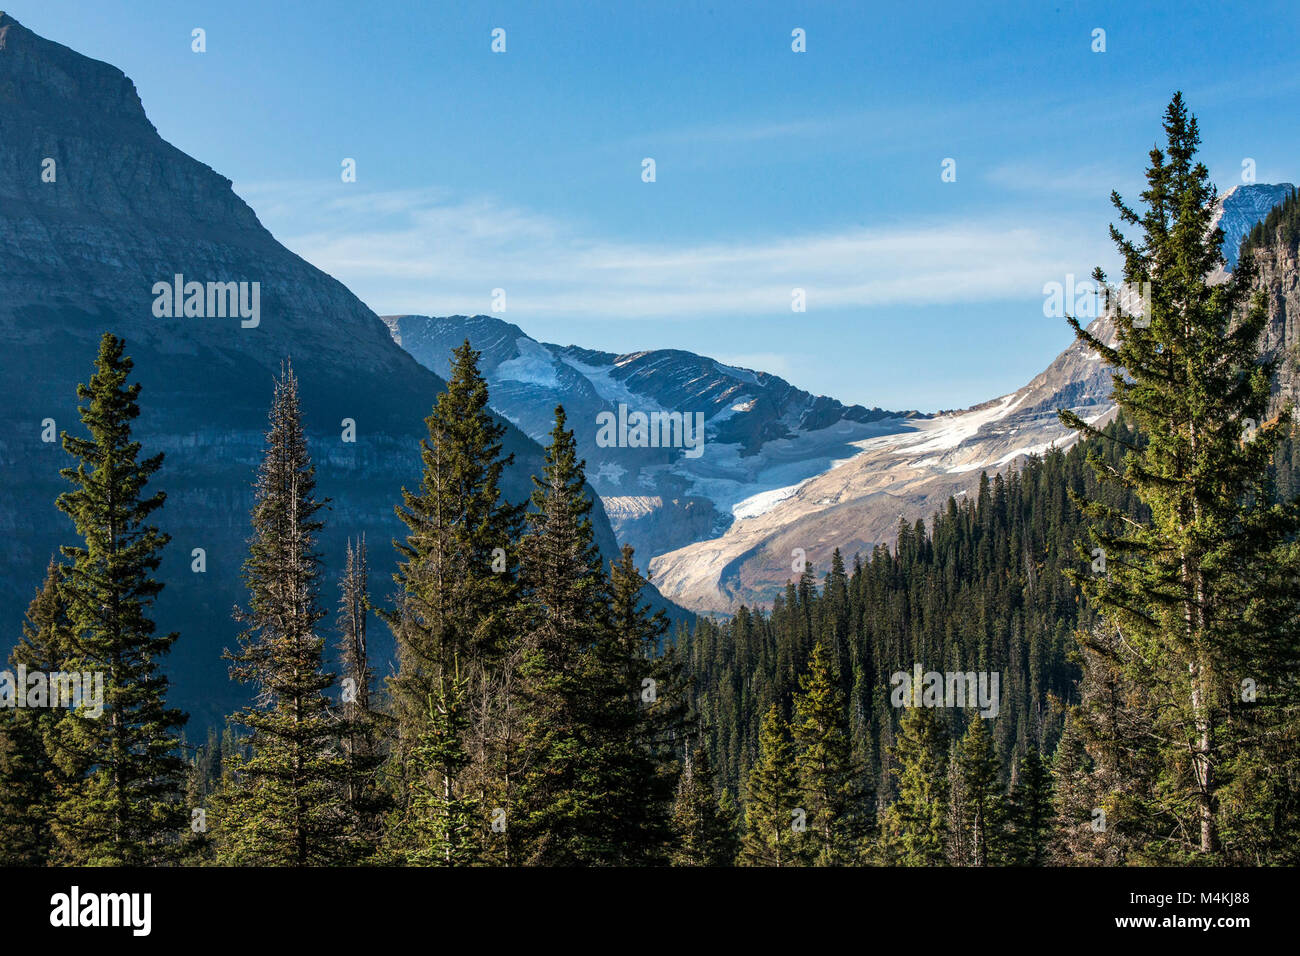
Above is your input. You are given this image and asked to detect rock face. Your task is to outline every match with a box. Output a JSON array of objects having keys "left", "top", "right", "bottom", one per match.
[
  {"left": 0, "top": 13, "right": 628, "bottom": 728},
  {"left": 1212, "top": 183, "right": 1296, "bottom": 271},
  {"left": 648, "top": 316, "right": 1119, "bottom": 611},
  {"left": 1253, "top": 232, "right": 1300, "bottom": 418},
  {"left": 384, "top": 314, "right": 920, "bottom": 573}
]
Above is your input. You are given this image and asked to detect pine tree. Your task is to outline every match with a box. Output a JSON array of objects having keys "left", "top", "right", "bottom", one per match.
[
  {"left": 955, "top": 714, "right": 1002, "bottom": 866},
  {"left": 1006, "top": 748, "right": 1052, "bottom": 865},
  {"left": 739, "top": 705, "right": 804, "bottom": 866},
  {"left": 383, "top": 340, "right": 523, "bottom": 864},
  {"left": 47, "top": 333, "right": 188, "bottom": 865},
  {"left": 1060, "top": 93, "right": 1300, "bottom": 858},
  {"left": 793, "top": 640, "right": 865, "bottom": 864},
  {"left": 671, "top": 743, "right": 738, "bottom": 865},
  {"left": 405, "top": 672, "right": 480, "bottom": 865},
  {"left": 593, "top": 544, "right": 687, "bottom": 863},
  {"left": 512, "top": 405, "right": 615, "bottom": 864},
  {"left": 336, "top": 536, "right": 389, "bottom": 850},
  {"left": 216, "top": 361, "right": 350, "bottom": 866},
  {"left": 880, "top": 705, "right": 948, "bottom": 865},
  {"left": 0, "top": 561, "right": 72, "bottom": 864},
  {"left": 1050, "top": 710, "right": 1119, "bottom": 865}
]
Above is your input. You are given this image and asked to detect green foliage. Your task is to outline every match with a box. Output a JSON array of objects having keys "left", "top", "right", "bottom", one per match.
[
  {"left": 47, "top": 333, "right": 188, "bottom": 865},
  {"left": 404, "top": 678, "right": 479, "bottom": 865},
  {"left": 382, "top": 340, "right": 523, "bottom": 865},
  {"left": 1240, "top": 185, "right": 1300, "bottom": 260},
  {"left": 1005, "top": 748, "right": 1052, "bottom": 866},
  {"left": 512, "top": 409, "right": 680, "bottom": 864},
  {"left": 1060, "top": 93, "right": 1300, "bottom": 860},
  {"left": 336, "top": 537, "right": 390, "bottom": 851},
  {"left": 739, "top": 705, "right": 805, "bottom": 865},
  {"left": 880, "top": 705, "right": 949, "bottom": 865},
  {"left": 681, "top": 420, "right": 1144, "bottom": 815},
  {"left": 215, "top": 362, "right": 351, "bottom": 866},
  {"left": 953, "top": 714, "right": 1003, "bottom": 866},
  {"left": 671, "top": 744, "right": 737, "bottom": 865},
  {"left": 0, "top": 562, "right": 73, "bottom": 864},
  {"left": 793, "top": 640, "right": 867, "bottom": 864}
]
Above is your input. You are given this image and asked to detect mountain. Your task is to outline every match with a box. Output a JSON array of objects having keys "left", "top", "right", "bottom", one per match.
[
  {"left": 388, "top": 185, "right": 1296, "bottom": 613},
  {"left": 383, "top": 314, "right": 921, "bottom": 572},
  {"left": 648, "top": 183, "right": 1298, "bottom": 609},
  {"left": 0, "top": 13, "right": 631, "bottom": 728},
  {"left": 649, "top": 315, "right": 1118, "bottom": 610},
  {"left": 1213, "top": 183, "right": 1296, "bottom": 270}
]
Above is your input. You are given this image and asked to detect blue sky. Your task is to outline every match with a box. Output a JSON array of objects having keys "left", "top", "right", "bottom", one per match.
[{"left": 18, "top": 0, "right": 1300, "bottom": 410}]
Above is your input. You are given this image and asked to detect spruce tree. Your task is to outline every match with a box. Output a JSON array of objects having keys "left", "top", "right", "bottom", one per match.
[
  {"left": 955, "top": 714, "right": 1002, "bottom": 866},
  {"left": 739, "top": 705, "right": 804, "bottom": 866},
  {"left": 1006, "top": 747, "right": 1052, "bottom": 865},
  {"left": 384, "top": 340, "right": 523, "bottom": 864},
  {"left": 596, "top": 544, "right": 688, "bottom": 863},
  {"left": 880, "top": 705, "right": 948, "bottom": 865},
  {"left": 793, "top": 640, "right": 864, "bottom": 864},
  {"left": 671, "top": 743, "right": 738, "bottom": 865},
  {"left": 1060, "top": 93, "right": 1300, "bottom": 857},
  {"left": 336, "top": 536, "right": 388, "bottom": 849},
  {"left": 405, "top": 673, "right": 479, "bottom": 865},
  {"left": 48, "top": 333, "right": 188, "bottom": 865},
  {"left": 0, "top": 561, "right": 72, "bottom": 864},
  {"left": 512, "top": 405, "right": 615, "bottom": 864},
  {"left": 216, "top": 361, "right": 349, "bottom": 866}
]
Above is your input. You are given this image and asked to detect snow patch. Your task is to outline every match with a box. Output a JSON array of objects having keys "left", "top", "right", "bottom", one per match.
[
  {"left": 732, "top": 480, "right": 810, "bottom": 520},
  {"left": 496, "top": 337, "right": 560, "bottom": 388},
  {"left": 714, "top": 361, "right": 759, "bottom": 386}
]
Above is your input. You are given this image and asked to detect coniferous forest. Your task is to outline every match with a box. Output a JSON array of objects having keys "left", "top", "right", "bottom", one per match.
[{"left": 4, "top": 95, "right": 1300, "bottom": 873}]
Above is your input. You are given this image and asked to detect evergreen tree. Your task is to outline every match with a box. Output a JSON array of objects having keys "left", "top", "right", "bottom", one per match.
[
  {"left": 336, "top": 536, "right": 389, "bottom": 849},
  {"left": 48, "top": 333, "right": 188, "bottom": 865},
  {"left": 0, "top": 561, "right": 72, "bottom": 864},
  {"left": 384, "top": 340, "right": 523, "bottom": 864},
  {"left": 512, "top": 406, "right": 616, "bottom": 864},
  {"left": 1006, "top": 747, "right": 1052, "bottom": 865},
  {"left": 739, "top": 705, "right": 804, "bottom": 866},
  {"left": 216, "top": 361, "right": 349, "bottom": 866},
  {"left": 1060, "top": 93, "right": 1300, "bottom": 858},
  {"left": 1050, "top": 711, "right": 1118, "bottom": 865},
  {"left": 880, "top": 705, "right": 948, "bottom": 865},
  {"left": 793, "top": 640, "right": 865, "bottom": 864},
  {"left": 671, "top": 743, "right": 738, "bottom": 866},
  {"left": 597, "top": 544, "right": 687, "bottom": 863},
  {"left": 405, "top": 673, "right": 479, "bottom": 865},
  {"left": 955, "top": 714, "right": 1002, "bottom": 866}
]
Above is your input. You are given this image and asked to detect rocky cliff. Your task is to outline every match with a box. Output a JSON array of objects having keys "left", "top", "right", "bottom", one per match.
[{"left": 0, "top": 13, "right": 628, "bottom": 728}]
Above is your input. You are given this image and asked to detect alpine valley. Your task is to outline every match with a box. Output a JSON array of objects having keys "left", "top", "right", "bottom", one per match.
[
  {"left": 385, "top": 178, "right": 1298, "bottom": 613},
  {"left": 2, "top": 4, "right": 1300, "bottom": 875}
]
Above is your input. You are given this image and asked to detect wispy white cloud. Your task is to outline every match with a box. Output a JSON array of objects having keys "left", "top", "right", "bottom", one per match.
[
  {"left": 984, "top": 161, "right": 1141, "bottom": 199},
  {"left": 235, "top": 181, "right": 1114, "bottom": 321}
]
